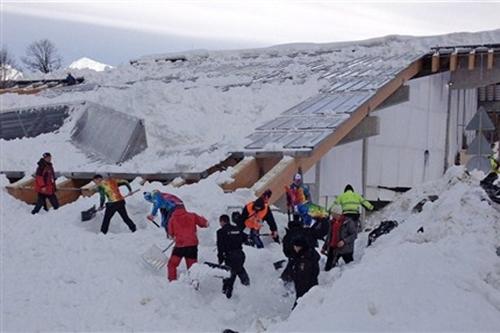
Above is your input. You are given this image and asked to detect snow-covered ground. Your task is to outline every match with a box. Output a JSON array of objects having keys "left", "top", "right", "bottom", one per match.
[
  {"left": 1, "top": 166, "right": 500, "bottom": 332},
  {"left": 69, "top": 57, "right": 113, "bottom": 72},
  {"left": 1, "top": 30, "right": 499, "bottom": 173}
]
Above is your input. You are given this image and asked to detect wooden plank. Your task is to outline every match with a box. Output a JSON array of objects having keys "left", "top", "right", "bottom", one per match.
[
  {"left": 487, "top": 49, "right": 494, "bottom": 70},
  {"left": 468, "top": 50, "right": 476, "bottom": 70},
  {"left": 450, "top": 51, "right": 458, "bottom": 71},
  {"left": 221, "top": 157, "right": 260, "bottom": 191},
  {"left": 6, "top": 178, "right": 38, "bottom": 204},
  {"left": 254, "top": 59, "right": 423, "bottom": 204},
  {"left": 431, "top": 52, "right": 440, "bottom": 73}
]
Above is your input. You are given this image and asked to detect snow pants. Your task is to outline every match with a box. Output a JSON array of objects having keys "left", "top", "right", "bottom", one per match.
[
  {"left": 32, "top": 193, "right": 59, "bottom": 214},
  {"left": 249, "top": 229, "right": 264, "bottom": 248},
  {"left": 324, "top": 248, "right": 353, "bottom": 271},
  {"left": 100, "top": 200, "right": 136, "bottom": 234},
  {"left": 167, "top": 246, "right": 198, "bottom": 281},
  {"left": 222, "top": 250, "right": 249, "bottom": 298}
]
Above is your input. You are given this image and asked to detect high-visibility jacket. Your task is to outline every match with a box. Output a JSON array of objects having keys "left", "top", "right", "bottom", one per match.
[
  {"left": 244, "top": 202, "right": 269, "bottom": 230},
  {"left": 333, "top": 190, "right": 373, "bottom": 215},
  {"left": 490, "top": 155, "right": 500, "bottom": 174}
]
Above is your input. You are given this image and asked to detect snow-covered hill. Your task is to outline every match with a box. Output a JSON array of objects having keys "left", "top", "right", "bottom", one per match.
[
  {"left": 1, "top": 166, "right": 499, "bottom": 332},
  {"left": 68, "top": 57, "right": 113, "bottom": 72},
  {"left": 1, "top": 30, "right": 499, "bottom": 173}
]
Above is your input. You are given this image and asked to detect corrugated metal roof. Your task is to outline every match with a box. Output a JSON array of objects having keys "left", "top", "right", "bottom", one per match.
[{"left": 240, "top": 52, "right": 423, "bottom": 154}]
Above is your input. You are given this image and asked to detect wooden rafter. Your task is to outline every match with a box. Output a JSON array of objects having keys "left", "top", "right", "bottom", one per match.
[
  {"left": 487, "top": 49, "right": 494, "bottom": 69},
  {"left": 468, "top": 50, "right": 476, "bottom": 70},
  {"left": 431, "top": 52, "right": 440, "bottom": 73},
  {"left": 450, "top": 51, "right": 458, "bottom": 71}
]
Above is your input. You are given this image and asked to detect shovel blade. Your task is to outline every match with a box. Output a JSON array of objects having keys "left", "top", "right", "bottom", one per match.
[{"left": 142, "top": 244, "right": 167, "bottom": 270}]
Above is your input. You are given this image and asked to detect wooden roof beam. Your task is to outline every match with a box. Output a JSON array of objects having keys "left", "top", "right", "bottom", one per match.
[
  {"left": 221, "top": 157, "right": 260, "bottom": 192},
  {"left": 450, "top": 51, "right": 458, "bottom": 72},
  {"left": 487, "top": 49, "right": 494, "bottom": 70},
  {"left": 468, "top": 50, "right": 476, "bottom": 70},
  {"left": 431, "top": 52, "right": 440, "bottom": 73}
]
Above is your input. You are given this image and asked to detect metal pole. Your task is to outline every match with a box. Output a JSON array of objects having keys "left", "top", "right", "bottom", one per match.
[{"left": 361, "top": 138, "right": 368, "bottom": 227}]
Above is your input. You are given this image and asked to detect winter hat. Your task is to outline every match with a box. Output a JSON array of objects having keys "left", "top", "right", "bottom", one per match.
[
  {"left": 143, "top": 192, "right": 153, "bottom": 202},
  {"left": 330, "top": 204, "right": 343, "bottom": 215},
  {"left": 42, "top": 152, "right": 51, "bottom": 158},
  {"left": 344, "top": 184, "right": 354, "bottom": 192},
  {"left": 253, "top": 197, "right": 265, "bottom": 211}
]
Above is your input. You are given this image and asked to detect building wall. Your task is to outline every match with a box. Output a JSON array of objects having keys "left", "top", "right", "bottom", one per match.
[{"left": 306, "top": 72, "right": 478, "bottom": 205}]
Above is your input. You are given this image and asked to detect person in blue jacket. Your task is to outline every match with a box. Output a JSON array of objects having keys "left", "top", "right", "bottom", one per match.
[{"left": 143, "top": 190, "right": 183, "bottom": 234}]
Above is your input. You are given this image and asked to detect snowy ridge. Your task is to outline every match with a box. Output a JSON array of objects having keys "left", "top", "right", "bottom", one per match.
[{"left": 68, "top": 57, "right": 113, "bottom": 72}]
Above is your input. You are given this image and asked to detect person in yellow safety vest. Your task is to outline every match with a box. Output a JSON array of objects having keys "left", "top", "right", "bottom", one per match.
[
  {"left": 331, "top": 184, "right": 373, "bottom": 230},
  {"left": 482, "top": 154, "right": 500, "bottom": 187},
  {"left": 239, "top": 197, "right": 279, "bottom": 248},
  {"left": 489, "top": 154, "right": 500, "bottom": 174}
]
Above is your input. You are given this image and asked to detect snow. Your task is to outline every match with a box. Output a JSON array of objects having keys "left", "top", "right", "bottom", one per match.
[
  {"left": 2, "top": 30, "right": 500, "bottom": 332},
  {"left": 68, "top": 57, "right": 113, "bottom": 72},
  {"left": 2, "top": 165, "right": 500, "bottom": 332},
  {"left": 2, "top": 30, "right": 499, "bottom": 173},
  {"left": 0, "top": 65, "right": 23, "bottom": 80}
]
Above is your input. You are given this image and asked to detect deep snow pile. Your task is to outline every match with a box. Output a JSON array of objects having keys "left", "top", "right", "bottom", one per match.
[
  {"left": 1, "top": 30, "right": 500, "bottom": 173},
  {"left": 2, "top": 166, "right": 500, "bottom": 332},
  {"left": 270, "top": 166, "right": 500, "bottom": 332},
  {"left": 68, "top": 57, "right": 113, "bottom": 72}
]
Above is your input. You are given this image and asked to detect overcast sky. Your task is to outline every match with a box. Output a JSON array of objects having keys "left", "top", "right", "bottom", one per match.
[{"left": 1, "top": 1, "right": 500, "bottom": 67}]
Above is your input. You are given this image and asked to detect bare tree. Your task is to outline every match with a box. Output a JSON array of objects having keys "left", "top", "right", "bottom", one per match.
[
  {"left": 0, "top": 46, "right": 18, "bottom": 81},
  {"left": 22, "top": 39, "right": 62, "bottom": 73}
]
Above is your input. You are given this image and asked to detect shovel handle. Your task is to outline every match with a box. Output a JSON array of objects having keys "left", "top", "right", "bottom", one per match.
[{"left": 151, "top": 220, "right": 160, "bottom": 228}]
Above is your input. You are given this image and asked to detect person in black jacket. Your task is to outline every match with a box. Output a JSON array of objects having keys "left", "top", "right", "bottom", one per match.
[
  {"left": 216, "top": 214, "right": 250, "bottom": 299},
  {"left": 290, "top": 235, "right": 320, "bottom": 309},
  {"left": 281, "top": 219, "right": 317, "bottom": 282}
]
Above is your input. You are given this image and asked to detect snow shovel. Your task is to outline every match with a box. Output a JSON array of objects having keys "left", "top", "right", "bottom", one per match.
[
  {"left": 273, "top": 259, "right": 287, "bottom": 270},
  {"left": 81, "top": 205, "right": 97, "bottom": 222},
  {"left": 142, "top": 241, "right": 174, "bottom": 270}
]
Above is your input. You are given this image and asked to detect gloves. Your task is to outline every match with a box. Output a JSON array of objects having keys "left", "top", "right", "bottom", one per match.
[{"left": 271, "top": 231, "right": 280, "bottom": 243}]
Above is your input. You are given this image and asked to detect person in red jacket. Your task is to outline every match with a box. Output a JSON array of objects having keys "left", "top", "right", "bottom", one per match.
[
  {"left": 167, "top": 207, "right": 208, "bottom": 281},
  {"left": 32, "top": 152, "right": 59, "bottom": 214}
]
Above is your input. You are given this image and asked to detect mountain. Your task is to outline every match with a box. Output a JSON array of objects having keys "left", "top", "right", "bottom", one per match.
[{"left": 68, "top": 57, "right": 113, "bottom": 72}]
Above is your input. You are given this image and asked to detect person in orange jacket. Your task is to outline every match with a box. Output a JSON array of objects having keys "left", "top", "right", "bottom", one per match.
[
  {"left": 32, "top": 152, "right": 59, "bottom": 214},
  {"left": 239, "top": 197, "right": 278, "bottom": 248},
  {"left": 167, "top": 207, "right": 208, "bottom": 281}
]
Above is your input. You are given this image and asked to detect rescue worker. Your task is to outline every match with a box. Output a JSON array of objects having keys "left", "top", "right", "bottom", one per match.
[
  {"left": 143, "top": 190, "right": 184, "bottom": 234},
  {"left": 286, "top": 173, "right": 313, "bottom": 226},
  {"left": 332, "top": 184, "right": 373, "bottom": 230},
  {"left": 92, "top": 175, "right": 136, "bottom": 235},
  {"left": 167, "top": 206, "right": 208, "bottom": 281},
  {"left": 32, "top": 152, "right": 59, "bottom": 214},
  {"left": 482, "top": 153, "right": 500, "bottom": 187},
  {"left": 239, "top": 197, "right": 279, "bottom": 248},
  {"left": 321, "top": 207, "right": 357, "bottom": 271},
  {"left": 216, "top": 214, "right": 250, "bottom": 299},
  {"left": 290, "top": 235, "right": 320, "bottom": 309},
  {"left": 281, "top": 218, "right": 316, "bottom": 282}
]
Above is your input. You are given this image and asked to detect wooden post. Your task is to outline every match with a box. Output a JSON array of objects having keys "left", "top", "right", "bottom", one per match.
[
  {"left": 468, "top": 50, "right": 475, "bottom": 71},
  {"left": 431, "top": 52, "right": 440, "bottom": 73},
  {"left": 450, "top": 51, "right": 458, "bottom": 72},
  {"left": 487, "top": 49, "right": 494, "bottom": 70}
]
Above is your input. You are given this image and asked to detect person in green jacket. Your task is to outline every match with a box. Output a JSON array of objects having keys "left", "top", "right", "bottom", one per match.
[{"left": 331, "top": 184, "right": 373, "bottom": 230}]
